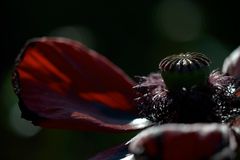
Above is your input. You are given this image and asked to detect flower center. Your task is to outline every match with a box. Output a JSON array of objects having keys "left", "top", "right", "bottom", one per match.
[
  {"left": 159, "top": 52, "right": 211, "bottom": 90},
  {"left": 135, "top": 53, "right": 240, "bottom": 124}
]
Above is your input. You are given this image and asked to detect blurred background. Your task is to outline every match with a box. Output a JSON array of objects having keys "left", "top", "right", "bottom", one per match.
[{"left": 1, "top": 0, "right": 240, "bottom": 159}]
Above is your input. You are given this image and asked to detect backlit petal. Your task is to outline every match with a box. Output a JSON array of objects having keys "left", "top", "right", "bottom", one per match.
[
  {"left": 13, "top": 37, "right": 152, "bottom": 132},
  {"left": 90, "top": 143, "right": 134, "bottom": 160},
  {"left": 222, "top": 46, "right": 240, "bottom": 77},
  {"left": 129, "top": 124, "right": 237, "bottom": 160}
]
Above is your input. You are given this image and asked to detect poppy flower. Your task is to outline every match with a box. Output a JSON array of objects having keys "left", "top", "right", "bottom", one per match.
[{"left": 12, "top": 37, "right": 240, "bottom": 159}]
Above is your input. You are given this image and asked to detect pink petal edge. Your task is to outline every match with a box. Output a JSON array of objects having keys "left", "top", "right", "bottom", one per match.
[{"left": 222, "top": 46, "right": 240, "bottom": 77}]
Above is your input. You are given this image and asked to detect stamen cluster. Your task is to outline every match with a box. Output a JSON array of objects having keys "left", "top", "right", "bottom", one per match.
[{"left": 135, "top": 53, "right": 240, "bottom": 124}]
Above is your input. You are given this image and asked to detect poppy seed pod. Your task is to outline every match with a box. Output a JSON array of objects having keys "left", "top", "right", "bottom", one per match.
[{"left": 159, "top": 52, "right": 211, "bottom": 91}]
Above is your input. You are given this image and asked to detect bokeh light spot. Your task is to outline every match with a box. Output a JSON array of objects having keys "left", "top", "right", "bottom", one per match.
[
  {"left": 155, "top": 0, "right": 203, "bottom": 42},
  {"left": 9, "top": 104, "right": 41, "bottom": 137}
]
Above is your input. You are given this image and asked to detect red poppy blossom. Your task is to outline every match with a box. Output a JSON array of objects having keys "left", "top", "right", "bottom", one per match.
[{"left": 13, "top": 37, "right": 240, "bottom": 159}]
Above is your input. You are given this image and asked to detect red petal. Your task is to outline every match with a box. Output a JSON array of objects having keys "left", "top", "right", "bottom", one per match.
[
  {"left": 129, "top": 124, "right": 238, "bottom": 160},
  {"left": 13, "top": 37, "right": 152, "bottom": 132},
  {"left": 222, "top": 46, "right": 240, "bottom": 77},
  {"left": 90, "top": 143, "right": 133, "bottom": 160}
]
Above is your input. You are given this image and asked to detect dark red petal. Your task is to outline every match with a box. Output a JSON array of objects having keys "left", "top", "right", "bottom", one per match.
[
  {"left": 13, "top": 37, "right": 152, "bottom": 132},
  {"left": 90, "top": 143, "right": 133, "bottom": 160},
  {"left": 129, "top": 124, "right": 238, "bottom": 160},
  {"left": 222, "top": 46, "right": 240, "bottom": 77}
]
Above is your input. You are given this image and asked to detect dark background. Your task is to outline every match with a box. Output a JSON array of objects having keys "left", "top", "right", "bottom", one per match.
[{"left": 1, "top": 0, "right": 240, "bottom": 159}]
